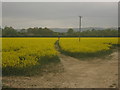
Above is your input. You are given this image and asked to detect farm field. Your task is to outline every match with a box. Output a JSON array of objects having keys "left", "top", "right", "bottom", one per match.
[
  {"left": 2, "top": 38, "right": 59, "bottom": 75},
  {"left": 2, "top": 37, "right": 119, "bottom": 88},
  {"left": 2, "top": 37, "right": 119, "bottom": 75},
  {"left": 59, "top": 37, "right": 119, "bottom": 58}
]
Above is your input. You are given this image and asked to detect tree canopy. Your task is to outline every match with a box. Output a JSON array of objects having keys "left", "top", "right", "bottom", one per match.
[{"left": 2, "top": 26, "right": 118, "bottom": 37}]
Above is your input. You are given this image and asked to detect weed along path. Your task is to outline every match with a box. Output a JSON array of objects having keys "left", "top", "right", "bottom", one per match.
[{"left": 3, "top": 41, "right": 118, "bottom": 88}]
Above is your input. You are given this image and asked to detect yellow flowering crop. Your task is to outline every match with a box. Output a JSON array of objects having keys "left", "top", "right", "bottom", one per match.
[
  {"left": 2, "top": 38, "right": 58, "bottom": 69},
  {"left": 59, "top": 37, "right": 119, "bottom": 53},
  {"left": 2, "top": 37, "right": 119, "bottom": 74}
]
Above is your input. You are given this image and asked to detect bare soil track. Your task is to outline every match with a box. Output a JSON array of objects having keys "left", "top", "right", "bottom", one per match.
[{"left": 2, "top": 43, "right": 118, "bottom": 88}]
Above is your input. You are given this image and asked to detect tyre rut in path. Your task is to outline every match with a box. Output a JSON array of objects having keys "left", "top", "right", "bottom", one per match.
[{"left": 2, "top": 40, "right": 118, "bottom": 88}]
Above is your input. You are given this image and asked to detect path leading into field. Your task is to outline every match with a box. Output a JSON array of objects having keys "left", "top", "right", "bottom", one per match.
[{"left": 2, "top": 43, "right": 118, "bottom": 88}]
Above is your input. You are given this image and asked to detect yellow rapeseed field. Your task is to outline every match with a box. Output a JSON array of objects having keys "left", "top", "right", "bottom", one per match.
[
  {"left": 59, "top": 37, "right": 119, "bottom": 53},
  {"left": 2, "top": 37, "right": 119, "bottom": 75},
  {"left": 2, "top": 38, "right": 58, "bottom": 69}
]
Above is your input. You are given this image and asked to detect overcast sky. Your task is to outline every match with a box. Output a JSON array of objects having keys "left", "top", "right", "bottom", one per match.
[{"left": 2, "top": 2, "right": 118, "bottom": 29}]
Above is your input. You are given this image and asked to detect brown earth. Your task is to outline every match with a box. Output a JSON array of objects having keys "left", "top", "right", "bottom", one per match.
[{"left": 2, "top": 50, "right": 118, "bottom": 88}]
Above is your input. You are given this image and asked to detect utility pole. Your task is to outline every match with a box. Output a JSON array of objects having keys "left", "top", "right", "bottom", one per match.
[{"left": 79, "top": 16, "right": 82, "bottom": 42}]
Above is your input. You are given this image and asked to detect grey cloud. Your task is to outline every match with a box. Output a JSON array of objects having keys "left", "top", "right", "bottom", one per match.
[{"left": 2, "top": 2, "right": 118, "bottom": 28}]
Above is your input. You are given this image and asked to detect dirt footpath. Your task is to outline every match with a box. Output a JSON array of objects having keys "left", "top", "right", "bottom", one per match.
[{"left": 2, "top": 51, "right": 118, "bottom": 88}]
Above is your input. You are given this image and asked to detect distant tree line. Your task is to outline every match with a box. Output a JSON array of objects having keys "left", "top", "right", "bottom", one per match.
[
  {"left": 2, "top": 26, "right": 58, "bottom": 36},
  {"left": 65, "top": 28, "right": 118, "bottom": 37},
  {"left": 2, "top": 26, "right": 118, "bottom": 37}
]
